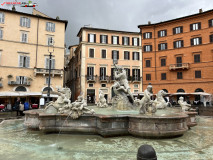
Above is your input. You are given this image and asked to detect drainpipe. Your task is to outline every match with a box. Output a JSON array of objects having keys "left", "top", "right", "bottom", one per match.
[
  {"left": 35, "top": 17, "right": 39, "bottom": 67},
  {"left": 154, "top": 25, "right": 157, "bottom": 80}
]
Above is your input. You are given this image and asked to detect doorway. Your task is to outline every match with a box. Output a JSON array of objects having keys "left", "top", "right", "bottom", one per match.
[{"left": 87, "top": 89, "right": 95, "bottom": 103}]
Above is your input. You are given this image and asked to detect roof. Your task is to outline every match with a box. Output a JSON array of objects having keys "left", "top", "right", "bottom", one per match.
[
  {"left": 77, "top": 27, "right": 140, "bottom": 37},
  {"left": 68, "top": 44, "right": 79, "bottom": 49},
  {"left": 0, "top": 8, "right": 68, "bottom": 30},
  {"left": 138, "top": 9, "right": 213, "bottom": 28}
]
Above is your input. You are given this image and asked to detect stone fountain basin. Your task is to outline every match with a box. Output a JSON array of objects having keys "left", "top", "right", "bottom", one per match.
[{"left": 24, "top": 107, "right": 193, "bottom": 138}]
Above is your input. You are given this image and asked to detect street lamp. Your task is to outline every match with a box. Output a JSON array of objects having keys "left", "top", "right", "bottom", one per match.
[{"left": 47, "top": 38, "right": 54, "bottom": 103}]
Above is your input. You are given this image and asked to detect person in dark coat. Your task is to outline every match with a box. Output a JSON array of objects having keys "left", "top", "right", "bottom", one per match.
[{"left": 14, "top": 98, "right": 20, "bottom": 116}]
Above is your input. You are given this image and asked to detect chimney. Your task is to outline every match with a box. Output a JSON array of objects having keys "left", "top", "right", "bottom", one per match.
[
  {"left": 199, "top": 8, "right": 203, "bottom": 13},
  {"left": 148, "top": 21, "right": 151, "bottom": 25},
  {"left": 12, "top": 5, "right": 16, "bottom": 11}
]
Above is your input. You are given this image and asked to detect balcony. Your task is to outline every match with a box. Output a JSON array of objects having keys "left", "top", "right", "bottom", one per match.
[
  {"left": 132, "top": 77, "right": 141, "bottom": 83},
  {"left": 34, "top": 68, "right": 63, "bottom": 77},
  {"left": 99, "top": 76, "right": 109, "bottom": 82},
  {"left": 8, "top": 81, "right": 31, "bottom": 86},
  {"left": 169, "top": 63, "right": 190, "bottom": 70},
  {"left": 86, "top": 75, "right": 96, "bottom": 83}
]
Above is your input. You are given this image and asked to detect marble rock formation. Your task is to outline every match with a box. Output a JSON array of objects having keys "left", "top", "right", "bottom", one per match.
[
  {"left": 178, "top": 96, "right": 191, "bottom": 112},
  {"left": 97, "top": 90, "right": 108, "bottom": 108}
]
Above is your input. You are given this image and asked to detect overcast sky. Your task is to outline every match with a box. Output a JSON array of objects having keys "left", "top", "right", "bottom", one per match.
[{"left": 2, "top": 0, "right": 213, "bottom": 50}]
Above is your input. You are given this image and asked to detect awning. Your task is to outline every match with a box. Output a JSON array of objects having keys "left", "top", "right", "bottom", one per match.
[
  {"left": 190, "top": 92, "right": 212, "bottom": 96},
  {"left": 42, "top": 94, "right": 58, "bottom": 98},
  {"left": 0, "top": 92, "right": 42, "bottom": 97},
  {"left": 170, "top": 92, "right": 189, "bottom": 95}
]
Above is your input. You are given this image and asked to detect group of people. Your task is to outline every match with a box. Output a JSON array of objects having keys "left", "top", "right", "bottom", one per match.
[{"left": 13, "top": 98, "right": 30, "bottom": 116}]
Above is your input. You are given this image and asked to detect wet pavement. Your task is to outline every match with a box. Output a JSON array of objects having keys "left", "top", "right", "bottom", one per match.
[{"left": 0, "top": 116, "right": 213, "bottom": 160}]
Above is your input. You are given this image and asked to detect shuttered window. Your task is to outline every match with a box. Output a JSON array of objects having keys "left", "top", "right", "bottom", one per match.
[
  {"left": 122, "top": 37, "right": 129, "bottom": 45},
  {"left": 47, "top": 36, "right": 54, "bottom": 45},
  {"left": 100, "top": 67, "right": 106, "bottom": 80},
  {"left": 161, "top": 73, "right": 166, "bottom": 80},
  {"left": 112, "top": 50, "right": 119, "bottom": 62},
  {"left": 46, "top": 22, "right": 55, "bottom": 32},
  {"left": 89, "top": 48, "right": 94, "bottom": 58},
  {"left": 210, "top": 34, "right": 213, "bottom": 43},
  {"left": 111, "top": 68, "right": 115, "bottom": 80},
  {"left": 177, "top": 72, "right": 183, "bottom": 79},
  {"left": 124, "top": 51, "right": 130, "bottom": 60},
  {"left": 146, "top": 74, "right": 151, "bottom": 80},
  {"left": 101, "top": 49, "right": 106, "bottom": 58},
  {"left": 132, "top": 69, "right": 140, "bottom": 81},
  {"left": 124, "top": 68, "right": 131, "bottom": 80},
  {"left": 112, "top": 36, "right": 119, "bottom": 44},
  {"left": 21, "top": 32, "right": 28, "bottom": 43},
  {"left": 133, "top": 52, "right": 139, "bottom": 60},
  {"left": 173, "top": 40, "right": 184, "bottom": 48},
  {"left": 132, "top": 37, "right": 139, "bottom": 46},
  {"left": 209, "top": 19, "right": 213, "bottom": 27},
  {"left": 143, "top": 32, "right": 152, "bottom": 39},
  {"left": 191, "top": 37, "right": 202, "bottom": 46},
  {"left": 146, "top": 60, "right": 151, "bottom": 67},
  {"left": 194, "top": 54, "right": 200, "bottom": 63},
  {"left": 45, "top": 58, "right": 55, "bottom": 69},
  {"left": 87, "top": 67, "right": 94, "bottom": 80},
  {"left": 144, "top": 45, "right": 152, "bottom": 52},
  {"left": 0, "top": 28, "right": 3, "bottom": 39},
  {"left": 0, "top": 12, "right": 5, "bottom": 23},
  {"left": 190, "top": 22, "right": 201, "bottom": 31},
  {"left": 158, "top": 30, "right": 167, "bottom": 37},
  {"left": 20, "top": 17, "right": 31, "bottom": 28},
  {"left": 173, "top": 26, "right": 183, "bottom": 34},
  {"left": 161, "top": 59, "right": 166, "bottom": 66},
  {"left": 19, "top": 55, "right": 30, "bottom": 68},
  {"left": 195, "top": 70, "right": 201, "bottom": 78},
  {"left": 158, "top": 43, "right": 167, "bottom": 50},
  {"left": 100, "top": 35, "right": 108, "bottom": 44}
]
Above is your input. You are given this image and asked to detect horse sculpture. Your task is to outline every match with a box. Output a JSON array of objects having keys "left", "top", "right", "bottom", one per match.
[{"left": 153, "top": 90, "right": 171, "bottom": 109}]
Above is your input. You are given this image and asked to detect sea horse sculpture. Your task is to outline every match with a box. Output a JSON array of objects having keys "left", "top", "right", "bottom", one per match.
[{"left": 153, "top": 90, "right": 171, "bottom": 109}]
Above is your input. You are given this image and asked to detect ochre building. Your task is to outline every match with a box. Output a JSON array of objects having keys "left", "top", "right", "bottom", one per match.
[
  {"left": 0, "top": 8, "right": 67, "bottom": 105},
  {"left": 138, "top": 9, "right": 213, "bottom": 96},
  {"left": 66, "top": 27, "right": 142, "bottom": 103}
]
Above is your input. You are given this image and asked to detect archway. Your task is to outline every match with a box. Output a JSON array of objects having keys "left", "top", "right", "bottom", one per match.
[
  {"left": 177, "top": 89, "right": 185, "bottom": 93},
  {"left": 15, "top": 86, "right": 27, "bottom": 92},
  {"left": 162, "top": 89, "right": 168, "bottom": 93},
  {"left": 177, "top": 89, "right": 185, "bottom": 102},
  {"left": 195, "top": 88, "right": 204, "bottom": 92},
  {"left": 194, "top": 88, "right": 204, "bottom": 102},
  {"left": 43, "top": 87, "right": 53, "bottom": 92}
]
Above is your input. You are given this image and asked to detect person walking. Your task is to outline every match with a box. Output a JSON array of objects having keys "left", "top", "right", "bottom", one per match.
[{"left": 14, "top": 98, "right": 20, "bottom": 116}]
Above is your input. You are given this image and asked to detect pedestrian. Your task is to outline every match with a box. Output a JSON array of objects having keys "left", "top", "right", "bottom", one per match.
[
  {"left": 137, "top": 144, "right": 157, "bottom": 160},
  {"left": 14, "top": 98, "right": 20, "bottom": 116},
  {"left": 19, "top": 101, "right": 25, "bottom": 116}
]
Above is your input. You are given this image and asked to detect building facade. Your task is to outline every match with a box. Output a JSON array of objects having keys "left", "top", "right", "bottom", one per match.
[
  {"left": 0, "top": 8, "right": 67, "bottom": 105},
  {"left": 66, "top": 27, "right": 142, "bottom": 103},
  {"left": 138, "top": 9, "right": 213, "bottom": 98}
]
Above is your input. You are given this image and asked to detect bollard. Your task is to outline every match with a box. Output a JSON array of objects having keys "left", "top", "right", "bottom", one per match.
[{"left": 137, "top": 144, "right": 157, "bottom": 160}]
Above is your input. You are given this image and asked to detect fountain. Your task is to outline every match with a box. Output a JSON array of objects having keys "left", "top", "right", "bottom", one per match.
[{"left": 24, "top": 65, "right": 197, "bottom": 138}]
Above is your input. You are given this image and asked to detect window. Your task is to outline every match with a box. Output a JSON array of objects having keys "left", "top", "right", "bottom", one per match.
[
  {"left": 177, "top": 72, "right": 182, "bottom": 79},
  {"left": 0, "top": 28, "right": 3, "bottom": 39},
  {"left": 161, "top": 58, "right": 166, "bottom": 66},
  {"left": 89, "top": 83, "right": 94, "bottom": 87},
  {"left": 45, "top": 77, "right": 51, "bottom": 85},
  {"left": 195, "top": 70, "right": 201, "bottom": 78},
  {"left": 173, "top": 40, "right": 184, "bottom": 48},
  {"left": 124, "top": 68, "right": 131, "bottom": 80},
  {"left": 190, "top": 22, "right": 201, "bottom": 31},
  {"left": 89, "top": 48, "right": 94, "bottom": 58},
  {"left": 124, "top": 51, "right": 130, "bottom": 60},
  {"left": 16, "top": 76, "right": 27, "bottom": 85},
  {"left": 132, "top": 37, "right": 139, "bottom": 46},
  {"left": 158, "top": 43, "right": 167, "bottom": 50},
  {"left": 143, "top": 32, "right": 152, "bottom": 39},
  {"left": 47, "top": 36, "right": 54, "bottom": 46},
  {"left": 101, "top": 49, "right": 106, "bottom": 58},
  {"left": 209, "top": 19, "right": 213, "bottom": 27},
  {"left": 145, "top": 60, "right": 151, "bottom": 67},
  {"left": 21, "top": 32, "right": 28, "bottom": 43},
  {"left": 146, "top": 74, "right": 151, "bottom": 80},
  {"left": 101, "top": 84, "right": 106, "bottom": 87},
  {"left": 100, "top": 35, "right": 108, "bottom": 44},
  {"left": 144, "top": 45, "right": 152, "bottom": 52},
  {"left": 100, "top": 67, "right": 106, "bottom": 80},
  {"left": 87, "top": 67, "right": 94, "bottom": 80},
  {"left": 133, "top": 52, "right": 139, "bottom": 60},
  {"left": 112, "top": 50, "right": 119, "bottom": 62},
  {"left": 19, "top": 55, "right": 30, "bottom": 68},
  {"left": 0, "top": 12, "right": 5, "bottom": 23},
  {"left": 132, "top": 69, "right": 140, "bottom": 81},
  {"left": 112, "top": 36, "right": 119, "bottom": 44},
  {"left": 134, "top": 84, "right": 139, "bottom": 88},
  {"left": 161, "top": 73, "right": 166, "bottom": 80},
  {"left": 45, "top": 58, "right": 55, "bottom": 69},
  {"left": 158, "top": 30, "right": 167, "bottom": 37},
  {"left": 191, "top": 37, "right": 202, "bottom": 46},
  {"left": 46, "top": 22, "right": 55, "bottom": 32},
  {"left": 88, "top": 34, "right": 96, "bottom": 43},
  {"left": 20, "top": 17, "right": 31, "bottom": 28},
  {"left": 111, "top": 68, "right": 115, "bottom": 80},
  {"left": 210, "top": 34, "right": 213, "bottom": 43},
  {"left": 194, "top": 54, "right": 200, "bottom": 63},
  {"left": 122, "top": 37, "right": 129, "bottom": 45},
  {"left": 173, "top": 26, "right": 183, "bottom": 34}
]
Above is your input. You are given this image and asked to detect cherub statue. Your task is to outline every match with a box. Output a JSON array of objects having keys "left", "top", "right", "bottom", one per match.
[
  {"left": 97, "top": 90, "right": 108, "bottom": 108},
  {"left": 178, "top": 96, "right": 191, "bottom": 112}
]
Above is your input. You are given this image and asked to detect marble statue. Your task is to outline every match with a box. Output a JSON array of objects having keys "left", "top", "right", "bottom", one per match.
[
  {"left": 138, "top": 84, "right": 156, "bottom": 114},
  {"left": 97, "top": 90, "right": 108, "bottom": 108},
  {"left": 178, "top": 96, "right": 191, "bottom": 112},
  {"left": 111, "top": 64, "right": 135, "bottom": 110},
  {"left": 153, "top": 90, "right": 171, "bottom": 109},
  {"left": 45, "top": 88, "right": 95, "bottom": 119}
]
